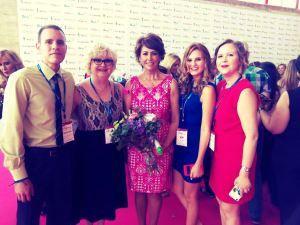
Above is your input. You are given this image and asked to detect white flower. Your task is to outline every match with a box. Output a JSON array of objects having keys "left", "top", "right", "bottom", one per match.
[
  {"left": 144, "top": 113, "right": 157, "bottom": 122},
  {"left": 128, "top": 111, "right": 138, "bottom": 120}
]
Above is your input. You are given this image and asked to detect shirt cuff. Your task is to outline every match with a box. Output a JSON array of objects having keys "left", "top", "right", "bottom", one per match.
[{"left": 10, "top": 164, "right": 28, "bottom": 181}]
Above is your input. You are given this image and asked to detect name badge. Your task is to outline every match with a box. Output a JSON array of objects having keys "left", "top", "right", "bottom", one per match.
[
  {"left": 105, "top": 127, "right": 114, "bottom": 144},
  {"left": 176, "top": 129, "right": 188, "bottom": 147},
  {"left": 209, "top": 132, "right": 215, "bottom": 151},
  {"left": 63, "top": 121, "right": 75, "bottom": 143}
]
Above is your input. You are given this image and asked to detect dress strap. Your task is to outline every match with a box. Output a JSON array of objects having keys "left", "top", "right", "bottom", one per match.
[
  {"left": 112, "top": 82, "right": 120, "bottom": 96},
  {"left": 207, "top": 81, "right": 216, "bottom": 88},
  {"left": 164, "top": 75, "right": 173, "bottom": 91},
  {"left": 129, "top": 76, "right": 139, "bottom": 85},
  {"left": 76, "top": 85, "right": 87, "bottom": 98}
]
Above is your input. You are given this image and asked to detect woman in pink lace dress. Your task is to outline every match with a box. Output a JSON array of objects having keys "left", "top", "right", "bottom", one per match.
[{"left": 125, "top": 33, "right": 179, "bottom": 225}]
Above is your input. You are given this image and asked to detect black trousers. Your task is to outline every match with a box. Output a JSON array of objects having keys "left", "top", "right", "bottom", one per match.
[{"left": 17, "top": 142, "right": 74, "bottom": 225}]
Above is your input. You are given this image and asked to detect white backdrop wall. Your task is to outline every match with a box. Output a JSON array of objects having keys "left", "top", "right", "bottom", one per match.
[{"left": 17, "top": 0, "right": 300, "bottom": 81}]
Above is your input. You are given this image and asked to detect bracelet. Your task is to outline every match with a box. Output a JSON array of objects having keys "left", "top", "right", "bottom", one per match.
[
  {"left": 12, "top": 177, "right": 29, "bottom": 186},
  {"left": 240, "top": 165, "right": 250, "bottom": 173},
  {"left": 15, "top": 177, "right": 29, "bottom": 184}
]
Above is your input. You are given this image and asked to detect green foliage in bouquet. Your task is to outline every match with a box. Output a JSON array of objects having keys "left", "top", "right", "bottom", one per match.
[{"left": 112, "top": 111, "right": 160, "bottom": 152}]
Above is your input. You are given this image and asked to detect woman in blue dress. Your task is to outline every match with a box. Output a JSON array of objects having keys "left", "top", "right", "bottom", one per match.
[{"left": 173, "top": 43, "right": 215, "bottom": 225}]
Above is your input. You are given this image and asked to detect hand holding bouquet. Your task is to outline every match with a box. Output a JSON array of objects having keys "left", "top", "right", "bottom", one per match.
[{"left": 112, "top": 110, "right": 163, "bottom": 171}]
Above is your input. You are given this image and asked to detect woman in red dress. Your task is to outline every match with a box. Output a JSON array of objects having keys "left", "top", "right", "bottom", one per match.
[{"left": 210, "top": 39, "right": 258, "bottom": 225}]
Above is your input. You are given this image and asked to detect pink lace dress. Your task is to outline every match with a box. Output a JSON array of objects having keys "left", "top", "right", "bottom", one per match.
[{"left": 127, "top": 75, "right": 173, "bottom": 193}]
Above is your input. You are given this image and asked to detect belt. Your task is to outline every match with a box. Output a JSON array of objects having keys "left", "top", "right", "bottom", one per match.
[
  {"left": 25, "top": 145, "right": 68, "bottom": 158},
  {"left": 49, "top": 148, "right": 59, "bottom": 157}
]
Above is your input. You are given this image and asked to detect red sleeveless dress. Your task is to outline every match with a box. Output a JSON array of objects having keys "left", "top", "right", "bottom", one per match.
[
  {"left": 127, "top": 75, "right": 173, "bottom": 193},
  {"left": 210, "top": 79, "right": 257, "bottom": 204}
]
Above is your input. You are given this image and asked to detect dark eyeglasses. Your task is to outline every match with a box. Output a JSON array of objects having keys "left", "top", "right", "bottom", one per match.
[{"left": 91, "top": 58, "right": 114, "bottom": 65}]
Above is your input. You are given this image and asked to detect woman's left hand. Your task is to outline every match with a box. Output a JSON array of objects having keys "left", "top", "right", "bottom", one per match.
[
  {"left": 190, "top": 162, "right": 204, "bottom": 179},
  {"left": 234, "top": 173, "right": 252, "bottom": 195}
]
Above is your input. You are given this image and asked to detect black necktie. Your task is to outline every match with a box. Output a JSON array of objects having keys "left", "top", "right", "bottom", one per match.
[{"left": 51, "top": 74, "right": 64, "bottom": 146}]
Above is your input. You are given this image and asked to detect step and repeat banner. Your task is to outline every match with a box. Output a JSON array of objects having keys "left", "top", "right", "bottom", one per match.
[{"left": 17, "top": 0, "right": 300, "bottom": 81}]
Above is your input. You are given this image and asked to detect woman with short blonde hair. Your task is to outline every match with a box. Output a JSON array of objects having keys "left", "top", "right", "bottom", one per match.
[
  {"left": 73, "top": 44, "right": 127, "bottom": 225},
  {"left": 160, "top": 53, "right": 181, "bottom": 80}
]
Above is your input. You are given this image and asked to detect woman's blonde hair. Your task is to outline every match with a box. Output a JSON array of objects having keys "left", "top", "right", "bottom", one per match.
[
  {"left": 0, "top": 49, "right": 24, "bottom": 77},
  {"left": 86, "top": 44, "right": 117, "bottom": 74},
  {"left": 279, "top": 59, "right": 300, "bottom": 91},
  {"left": 179, "top": 43, "right": 212, "bottom": 95},
  {"left": 160, "top": 53, "right": 181, "bottom": 73}
]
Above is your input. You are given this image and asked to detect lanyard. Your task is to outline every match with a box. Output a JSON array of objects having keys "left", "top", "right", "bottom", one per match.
[
  {"left": 89, "top": 77, "right": 113, "bottom": 101},
  {"left": 180, "top": 92, "right": 193, "bottom": 123},
  {"left": 212, "top": 76, "right": 242, "bottom": 128},
  {"left": 37, "top": 64, "right": 66, "bottom": 119},
  {"left": 90, "top": 77, "right": 114, "bottom": 123}
]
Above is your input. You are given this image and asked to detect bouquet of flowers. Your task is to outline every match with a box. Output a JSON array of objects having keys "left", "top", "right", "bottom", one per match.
[{"left": 112, "top": 110, "right": 163, "bottom": 171}]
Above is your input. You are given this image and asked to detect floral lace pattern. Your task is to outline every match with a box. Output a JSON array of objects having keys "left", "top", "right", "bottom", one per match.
[
  {"left": 76, "top": 83, "right": 123, "bottom": 131},
  {"left": 127, "top": 75, "right": 173, "bottom": 193}
]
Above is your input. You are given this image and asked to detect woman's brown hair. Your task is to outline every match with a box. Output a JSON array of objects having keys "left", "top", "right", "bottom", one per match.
[{"left": 179, "top": 43, "right": 212, "bottom": 95}]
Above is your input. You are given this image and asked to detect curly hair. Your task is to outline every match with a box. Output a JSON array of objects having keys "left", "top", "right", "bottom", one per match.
[
  {"left": 213, "top": 39, "right": 248, "bottom": 75},
  {"left": 86, "top": 44, "right": 117, "bottom": 74},
  {"left": 178, "top": 43, "right": 212, "bottom": 95}
]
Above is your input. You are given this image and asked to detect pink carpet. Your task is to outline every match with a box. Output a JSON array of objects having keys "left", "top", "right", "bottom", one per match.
[{"left": 0, "top": 153, "right": 280, "bottom": 225}]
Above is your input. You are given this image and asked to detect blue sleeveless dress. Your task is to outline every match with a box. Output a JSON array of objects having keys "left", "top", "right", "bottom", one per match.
[{"left": 173, "top": 90, "right": 204, "bottom": 183}]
